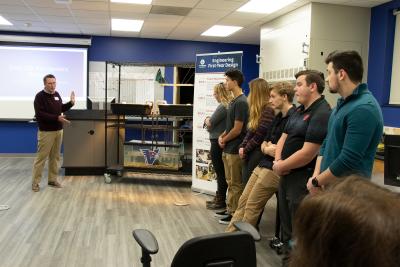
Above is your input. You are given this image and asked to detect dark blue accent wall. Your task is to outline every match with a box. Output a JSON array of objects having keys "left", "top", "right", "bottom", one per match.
[
  {"left": 0, "top": 122, "right": 38, "bottom": 153},
  {"left": 369, "top": 0, "right": 400, "bottom": 127},
  {"left": 89, "top": 36, "right": 259, "bottom": 94},
  {"left": 0, "top": 33, "right": 259, "bottom": 153}
]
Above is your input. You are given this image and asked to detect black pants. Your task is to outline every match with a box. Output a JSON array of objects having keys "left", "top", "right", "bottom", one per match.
[
  {"left": 278, "top": 168, "right": 313, "bottom": 250},
  {"left": 210, "top": 139, "right": 227, "bottom": 196},
  {"left": 242, "top": 148, "right": 263, "bottom": 185}
]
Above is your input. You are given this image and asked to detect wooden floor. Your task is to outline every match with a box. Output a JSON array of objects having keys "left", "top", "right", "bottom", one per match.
[{"left": 0, "top": 157, "right": 281, "bottom": 267}]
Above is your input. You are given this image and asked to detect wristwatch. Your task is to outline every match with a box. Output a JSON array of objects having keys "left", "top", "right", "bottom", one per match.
[{"left": 311, "top": 177, "right": 320, "bottom": 187}]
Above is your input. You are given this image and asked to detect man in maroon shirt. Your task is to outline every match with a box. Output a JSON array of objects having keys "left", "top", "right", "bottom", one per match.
[{"left": 32, "top": 74, "right": 75, "bottom": 192}]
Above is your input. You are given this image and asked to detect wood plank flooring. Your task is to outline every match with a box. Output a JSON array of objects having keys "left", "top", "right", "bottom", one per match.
[{"left": 0, "top": 157, "right": 281, "bottom": 267}]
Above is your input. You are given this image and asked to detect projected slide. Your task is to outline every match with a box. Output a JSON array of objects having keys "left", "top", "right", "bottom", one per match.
[{"left": 0, "top": 45, "right": 87, "bottom": 119}]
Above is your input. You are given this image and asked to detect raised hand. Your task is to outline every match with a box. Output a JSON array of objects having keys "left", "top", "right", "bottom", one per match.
[{"left": 70, "top": 91, "right": 75, "bottom": 105}]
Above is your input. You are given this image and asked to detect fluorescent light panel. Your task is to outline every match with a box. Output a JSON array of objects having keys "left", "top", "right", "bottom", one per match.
[
  {"left": 112, "top": 19, "right": 144, "bottom": 32},
  {"left": 238, "top": 0, "right": 297, "bottom": 14},
  {"left": 0, "top": 15, "right": 12, "bottom": 26},
  {"left": 110, "top": 0, "right": 152, "bottom": 4},
  {"left": 201, "top": 25, "right": 242, "bottom": 37}
]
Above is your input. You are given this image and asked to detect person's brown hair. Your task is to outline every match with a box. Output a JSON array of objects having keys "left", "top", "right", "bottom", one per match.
[
  {"left": 247, "top": 78, "right": 270, "bottom": 130},
  {"left": 43, "top": 74, "right": 55, "bottom": 84},
  {"left": 270, "top": 82, "right": 295, "bottom": 103},
  {"left": 295, "top": 70, "right": 325, "bottom": 94},
  {"left": 290, "top": 176, "right": 400, "bottom": 267},
  {"left": 214, "top": 82, "right": 233, "bottom": 108}
]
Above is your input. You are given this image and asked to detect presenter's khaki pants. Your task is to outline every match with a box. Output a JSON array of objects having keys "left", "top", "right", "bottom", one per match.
[
  {"left": 32, "top": 130, "right": 63, "bottom": 185},
  {"left": 226, "top": 166, "right": 280, "bottom": 232},
  {"left": 222, "top": 152, "right": 243, "bottom": 214}
]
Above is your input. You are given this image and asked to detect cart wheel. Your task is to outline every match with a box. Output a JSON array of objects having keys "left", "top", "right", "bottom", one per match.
[
  {"left": 104, "top": 173, "right": 112, "bottom": 184},
  {"left": 116, "top": 170, "right": 122, "bottom": 177}
]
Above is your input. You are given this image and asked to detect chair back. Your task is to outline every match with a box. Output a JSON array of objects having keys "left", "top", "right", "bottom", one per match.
[{"left": 170, "top": 231, "right": 256, "bottom": 267}]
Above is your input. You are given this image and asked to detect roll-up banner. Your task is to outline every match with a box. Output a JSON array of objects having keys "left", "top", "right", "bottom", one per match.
[{"left": 192, "top": 51, "right": 243, "bottom": 194}]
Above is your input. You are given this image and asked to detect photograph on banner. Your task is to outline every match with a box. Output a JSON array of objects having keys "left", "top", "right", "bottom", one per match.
[
  {"left": 192, "top": 51, "right": 242, "bottom": 193},
  {"left": 195, "top": 149, "right": 215, "bottom": 180}
]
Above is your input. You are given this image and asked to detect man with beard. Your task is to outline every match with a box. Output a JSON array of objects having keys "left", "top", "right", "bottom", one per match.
[{"left": 307, "top": 51, "right": 383, "bottom": 195}]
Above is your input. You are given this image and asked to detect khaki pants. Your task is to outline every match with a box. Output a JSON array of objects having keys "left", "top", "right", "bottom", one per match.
[
  {"left": 222, "top": 153, "right": 243, "bottom": 214},
  {"left": 226, "top": 166, "right": 280, "bottom": 232},
  {"left": 32, "top": 130, "right": 63, "bottom": 185}
]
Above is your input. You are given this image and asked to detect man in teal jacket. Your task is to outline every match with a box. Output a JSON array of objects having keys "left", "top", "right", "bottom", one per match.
[{"left": 307, "top": 50, "right": 383, "bottom": 194}]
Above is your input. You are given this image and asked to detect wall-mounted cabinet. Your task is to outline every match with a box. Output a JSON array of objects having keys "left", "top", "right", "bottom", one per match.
[{"left": 260, "top": 2, "right": 370, "bottom": 107}]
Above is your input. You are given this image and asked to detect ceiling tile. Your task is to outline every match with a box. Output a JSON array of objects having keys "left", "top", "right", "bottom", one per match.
[
  {"left": 24, "top": 0, "right": 67, "bottom": 9},
  {"left": 180, "top": 16, "right": 218, "bottom": 25},
  {"left": 0, "top": 4, "right": 33, "bottom": 14},
  {"left": 21, "top": 26, "right": 51, "bottom": 33},
  {"left": 140, "top": 31, "right": 169, "bottom": 38},
  {"left": 152, "top": 0, "right": 199, "bottom": 8},
  {"left": 11, "top": 20, "right": 47, "bottom": 27},
  {"left": 40, "top": 15, "right": 75, "bottom": 23},
  {"left": 0, "top": 0, "right": 25, "bottom": 5},
  {"left": 0, "top": 0, "right": 391, "bottom": 45},
  {"left": 196, "top": 0, "right": 245, "bottom": 11},
  {"left": 110, "top": 11, "right": 147, "bottom": 19},
  {"left": 74, "top": 17, "right": 110, "bottom": 24},
  {"left": 70, "top": 9, "right": 109, "bottom": 18},
  {"left": 51, "top": 27, "right": 82, "bottom": 34},
  {"left": 69, "top": 1, "right": 109, "bottom": 11},
  {"left": 110, "top": 3, "right": 151, "bottom": 12},
  {"left": 141, "top": 23, "right": 175, "bottom": 32},
  {"left": 111, "top": 31, "right": 140, "bottom": 37},
  {"left": 31, "top": 7, "right": 71, "bottom": 16},
  {"left": 1, "top": 14, "right": 41, "bottom": 21},
  {"left": 188, "top": 8, "right": 231, "bottom": 18},
  {"left": 0, "top": 24, "right": 15, "bottom": 31},
  {"left": 146, "top": 13, "right": 183, "bottom": 23},
  {"left": 80, "top": 24, "right": 110, "bottom": 35}
]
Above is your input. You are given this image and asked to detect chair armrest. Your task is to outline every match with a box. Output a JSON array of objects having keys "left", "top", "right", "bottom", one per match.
[
  {"left": 132, "top": 229, "right": 159, "bottom": 254},
  {"left": 233, "top": 222, "right": 261, "bottom": 241}
]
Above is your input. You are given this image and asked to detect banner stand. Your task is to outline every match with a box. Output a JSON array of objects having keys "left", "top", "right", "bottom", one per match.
[{"left": 192, "top": 51, "right": 243, "bottom": 195}]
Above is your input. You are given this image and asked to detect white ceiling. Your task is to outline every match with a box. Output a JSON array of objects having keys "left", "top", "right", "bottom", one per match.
[{"left": 0, "top": 0, "right": 391, "bottom": 45}]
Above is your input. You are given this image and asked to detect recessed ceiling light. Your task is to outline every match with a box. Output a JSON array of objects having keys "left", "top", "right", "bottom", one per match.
[
  {"left": 237, "top": 0, "right": 297, "bottom": 14},
  {"left": 111, "top": 19, "right": 144, "bottom": 32},
  {"left": 201, "top": 25, "right": 243, "bottom": 37},
  {"left": 110, "top": 0, "right": 152, "bottom": 4},
  {"left": 0, "top": 15, "right": 12, "bottom": 26}
]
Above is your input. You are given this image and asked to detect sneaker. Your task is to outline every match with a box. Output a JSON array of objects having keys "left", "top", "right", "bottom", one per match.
[
  {"left": 32, "top": 183, "right": 40, "bottom": 192},
  {"left": 207, "top": 201, "right": 226, "bottom": 210},
  {"left": 214, "top": 209, "right": 229, "bottom": 218},
  {"left": 218, "top": 214, "right": 233, "bottom": 225},
  {"left": 48, "top": 181, "right": 62, "bottom": 188}
]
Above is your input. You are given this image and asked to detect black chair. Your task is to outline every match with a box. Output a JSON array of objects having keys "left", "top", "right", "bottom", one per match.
[{"left": 133, "top": 222, "right": 261, "bottom": 267}]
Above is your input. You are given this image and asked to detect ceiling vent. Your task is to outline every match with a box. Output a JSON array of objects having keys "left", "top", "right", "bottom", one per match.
[
  {"left": 54, "top": 0, "right": 72, "bottom": 4},
  {"left": 150, "top": 5, "right": 191, "bottom": 16}
]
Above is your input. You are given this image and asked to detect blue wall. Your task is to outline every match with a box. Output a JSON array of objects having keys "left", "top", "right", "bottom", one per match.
[
  {"left": 0, "top": 34, "right": 259, "bottom": 153},
  {"left": 368, "top": 0, "right": 400, "bottom": 127},
  {"left": 89, "top": 36, "right": 259, "bottom": 93},
  {"left": 0, "top": 122, "right": 38, "bottom": 153}
]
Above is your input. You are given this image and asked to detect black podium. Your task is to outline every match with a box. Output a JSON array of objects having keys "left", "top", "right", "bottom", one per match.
[{"left": 384, "top": 134, "right": 400, "bottom": 187}]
